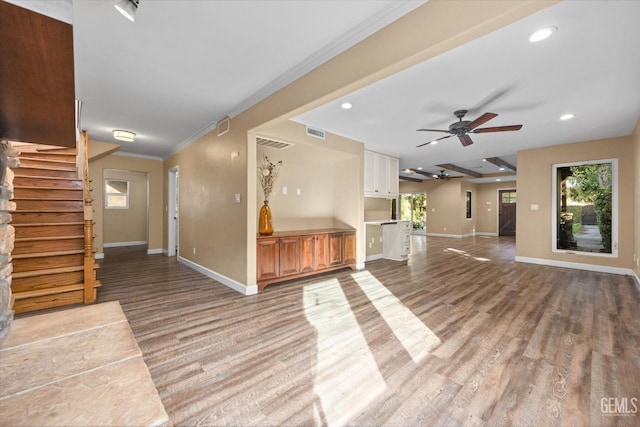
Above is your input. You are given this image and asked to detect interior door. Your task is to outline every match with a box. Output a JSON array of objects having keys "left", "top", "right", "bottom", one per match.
[{"left": 499, "top": 190, "right": 516, "bottom": 236}]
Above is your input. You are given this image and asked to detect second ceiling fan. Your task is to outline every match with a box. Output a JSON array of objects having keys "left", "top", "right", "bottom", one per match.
[{"left": 417, "top": 109, "right": 522, "bottom": 147}]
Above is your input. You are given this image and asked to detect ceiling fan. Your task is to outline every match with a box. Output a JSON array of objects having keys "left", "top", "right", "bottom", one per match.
[
  {"left": 432, "top": 170, "right": 450, "bottom": 180},
  {"left": 416, "top": 109, "right": 522, "bottom": 147}
]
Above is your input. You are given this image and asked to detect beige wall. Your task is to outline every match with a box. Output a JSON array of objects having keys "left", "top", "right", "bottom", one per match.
[
  {"left": 103, "top": 169, "right": 147, "bottom": 245},
  {"left": 633, "top": 119, "right": 640, "bottom": 279},
  {"left": 89, "top": 148, "right": 163, "bottom": 255},
  {"left": 516, "top": 135, "right": 635, "bottom": 269},
  {"left": 162, "top": 1, "right": 557, "bottom": 289},
  {"left": 254, "top": 121, "right": 362, "bottom": 232}
]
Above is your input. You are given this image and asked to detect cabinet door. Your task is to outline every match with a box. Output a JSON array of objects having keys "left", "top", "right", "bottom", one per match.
[
  {"left": 342, "top": 232, "right": 356, "bottom": 265},
  {"left": 386, "top": 156, "right": 399, "bottom": 197},
  {"left": 329, "top": 233, "right": 343, "bottom": 266},
  {"left": 374, "top": 153, "right": 388, "bottom": 195},
  {"left": 257, "top": 238, "right": 279, "bottom": 281},
  {"left": 279, "top": 236, "right": 300, "bottom": 277},
  {"left": 314, "top": 233, "right": 330, "bottom": 271},
  {"left": 364, "top": 151, "right": 376, "bottom": 195},
  {"left": 300, "top": 235, "right": 315, "bottom": 273}
]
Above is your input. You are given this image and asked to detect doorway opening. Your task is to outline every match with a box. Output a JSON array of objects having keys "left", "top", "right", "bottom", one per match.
[
  {"left": 167, "top": 166, "right": 179, "bottom": 257},
  {"left": 498, "top": 189, "right": 516, "bottom": 236},
  {"left": 399, "top": 193, "right": 427, "bottom": 234}
]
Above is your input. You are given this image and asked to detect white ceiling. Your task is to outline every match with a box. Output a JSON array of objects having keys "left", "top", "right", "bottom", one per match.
[
  {"left": 70, "top": 0, "right": 423, "bottom": 158},
  {"left": 11, "top": 1, "right": 640, "bottom": 180},
  {"left": 293, "top": 0, "right": 640, "bottom": 180}
]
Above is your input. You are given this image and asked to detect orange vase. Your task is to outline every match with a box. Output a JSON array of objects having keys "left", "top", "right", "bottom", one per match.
[{"left": 258, "top": 201, "right": 273, "bottom": 236}]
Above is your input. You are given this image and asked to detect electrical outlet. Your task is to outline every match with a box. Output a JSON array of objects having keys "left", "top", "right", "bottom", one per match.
[
  {"left": 193, "top": 247, "right": 196, "bottom": 255},
  {"left": 282, "top": 186, "right": 288, "bottom": 195}
]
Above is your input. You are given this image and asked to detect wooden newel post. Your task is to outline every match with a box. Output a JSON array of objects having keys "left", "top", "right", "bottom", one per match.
[{"left": 79, "top": 131, "right": 97, "bottom": 303}]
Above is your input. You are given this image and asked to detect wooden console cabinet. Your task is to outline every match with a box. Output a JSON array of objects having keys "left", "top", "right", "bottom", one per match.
[{"left": 257, "top": 229, "right": 356, "bottom": 291}]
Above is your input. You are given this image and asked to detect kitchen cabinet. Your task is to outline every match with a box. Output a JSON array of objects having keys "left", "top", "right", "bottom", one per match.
[
  {"left": 257, "top": 229, "right": 356, "bottom": 291},
  {"left": 364, "top": 150, "right": 399, "bottom": 198}
]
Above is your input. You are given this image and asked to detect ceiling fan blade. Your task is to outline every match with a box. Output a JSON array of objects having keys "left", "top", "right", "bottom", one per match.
[
  {"left": 458, "top": 134, "right": 474, "bottom": 146},
  {"left": 416, "top": 128, "right": 450, "bottom": 132},
  {"left": 473, "top": 124, "right": 523, "bottom": 133},
  {"left": 416, "top": 134, "right": 453, "bottom": 148},
  {"left": 467, "top": 112, "right": 498, "bottom": 130}
]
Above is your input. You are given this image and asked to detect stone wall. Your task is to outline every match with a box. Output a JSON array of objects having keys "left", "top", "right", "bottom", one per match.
[{"left": 0, "top": 140, "right": 18, "bottom": 347}]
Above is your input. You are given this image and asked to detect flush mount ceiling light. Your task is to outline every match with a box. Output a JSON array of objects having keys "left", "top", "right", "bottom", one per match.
[
  {"left": 340, "top": 102, "right": 353, "bottom": 109},
  {"left": 113, "top": 129, "right": 136, "bottom": 142},
  {"left": 114, "top": 0, "right": 139, "bottom": 22},
  {"left": 560, "top": 113, "right": 575, "bottom": 121},
  {"left": 529, "top": 26, "right": 557, "bottom": 42}
]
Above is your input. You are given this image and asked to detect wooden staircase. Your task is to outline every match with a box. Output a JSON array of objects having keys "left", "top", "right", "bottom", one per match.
[{"left": 11, "top": 136, "right": 99, "bottom": 313}]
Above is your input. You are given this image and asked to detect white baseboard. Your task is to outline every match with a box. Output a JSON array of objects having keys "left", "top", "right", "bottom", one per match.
[
  {"left": 95, "top": 252, "right": 104, "bottom": 260},
  {"left": 146, "top": 248, "right": 163, "bottom": 255},
  {"left": 515, "top": 256, "right": 635, "bottom": 277},
  {"left": 632, "top": 271, "right": 640, "bottom": 293},
  {"left": 426, "top": 233, "right": 463, "bottom": 238},
  {"left": 475, "top": 232, "right": 498, "bottom": 237},
  {"left": 103, "top": 241, "right": 147, "bottom": 248},
  {"left": 365, "top": 254, "right": 384, "bottom": 262},
  {"left": 177, "top": 256, "right": 257, "bottom": 295},
  {"left": 356, "top": 262, "right": 366, "bottom": 270}
]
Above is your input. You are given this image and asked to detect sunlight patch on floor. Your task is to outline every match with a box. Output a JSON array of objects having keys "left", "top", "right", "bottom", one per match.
[
  {"left": 446, "top": 247, "right": 491, "bottom": 262},
  {"left": 304, "top": 279, "right": 387, "bottom": 426},
  {"left": 351, "top": 271, "right": 441, "bottom": 364}
]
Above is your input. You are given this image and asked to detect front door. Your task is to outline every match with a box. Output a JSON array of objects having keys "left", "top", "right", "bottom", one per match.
[{"left": 499, "top": 190, "right": 516, "bottom": 236}]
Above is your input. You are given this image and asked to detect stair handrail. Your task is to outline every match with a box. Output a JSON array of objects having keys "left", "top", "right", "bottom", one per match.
[{"left": 78, "top": 131, "right": 97, "bottom": 303}]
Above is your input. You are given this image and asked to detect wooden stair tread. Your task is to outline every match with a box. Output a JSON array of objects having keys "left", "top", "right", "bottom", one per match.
[
  {"left": 12, "top": 265, "right": 84, "bottom": 279},
  {"left": 13, "top": 222, "right": 85, "bottom": 227},
  {"left": 14, "top": 209, "right": 83, "bottom": 213},
  {"left": 12, "top": 249, "right": 84, "bottom": 259},
  {"left": 19, "top": 156, "right": 75, "bottom": 164},
  {"left": 14, "top": 197, "right": 82, "bottom": 201},
  {"left": 14, "top": 175, "right": 82, "bottom": 182},
  {"left": 17, "top": 163, "right": 75, "bottom": 170},
  {"left": 14, "top": 185, "right": 82, "bottom": 190},
  {"left": 15, "top": 235, "right": 84, "bottom": 242},
  {"left": 13, "top": 284, "right": 85, "bottom": 300}
]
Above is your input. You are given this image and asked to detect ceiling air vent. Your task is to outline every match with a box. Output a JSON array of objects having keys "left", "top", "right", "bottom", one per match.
[
  {"left": 306, "top": 126, "right": 325, "bottom": 140},
  {"left": 256, "top": 136, "right": 294, "bottom": 150},
  {"left": 217, "top": 116, "right": 230, "bottom": 136}
]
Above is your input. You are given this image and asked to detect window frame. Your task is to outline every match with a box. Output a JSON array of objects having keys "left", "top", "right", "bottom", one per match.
[
  {"left": 551, "top": 158, "right": 618, "bottom": 257},
  {"left": 104, "top": 179, "right": 130, "bottom": 209},
  {"left": 465, "top": 190, "right": 472, "bottom": 219}
]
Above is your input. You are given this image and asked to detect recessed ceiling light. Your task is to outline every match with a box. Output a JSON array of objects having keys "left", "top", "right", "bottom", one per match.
[
  {"left": 496, "top": 178, "right": 501, "bottom": 182},
  {"left": 417, "top": 167, "right": 423, "bottom": 170},
  {"left": 529, "top": 26, "right": 557, "bottom": 42},
  {"left": 431, "top": 140, "right": 439, "bottom": 145},
  {"left": 560, "top": 113, "right": 575, "bottom": 121},
  {"left": 499, "top": 167, "right": 505, "bottom": 171},
  {"left": 113, "top": 129, "right": 136, "bottom": 142},
  {"left": 340, "top": 102, "right": 353, "bottom": 109},
  {"left": 482, "top": 158, "right": 487, "bottom": 162}
]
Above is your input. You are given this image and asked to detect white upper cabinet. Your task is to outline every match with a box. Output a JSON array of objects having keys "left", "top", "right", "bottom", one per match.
[{"left": 364, "top": 150, "right": 399, "bottom": 198}]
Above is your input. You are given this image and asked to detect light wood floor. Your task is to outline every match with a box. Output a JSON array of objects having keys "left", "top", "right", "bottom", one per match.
[{"left": 92, "top": 236, "right": 640, "bottom": 426}]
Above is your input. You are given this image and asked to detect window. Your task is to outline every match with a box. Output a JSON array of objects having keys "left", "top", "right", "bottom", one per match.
[
  {"left": 105, "top": 179, "right": 129, "bottom": 209},
  {"left": 501, "top": 191, "right": 517, "bottom": 204},
  {"left": 465, "top": 191, "right": 472, "bottom": 219},
  {"left": 552, "top": 159, "right": 617, "bottom": 256}
]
